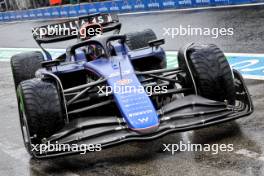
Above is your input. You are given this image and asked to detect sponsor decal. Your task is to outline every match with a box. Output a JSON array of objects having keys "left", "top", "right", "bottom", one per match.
[
  {"left": 99, "top": 3, "right": 108, "bottom": 12},
  {"left": 128, "top": 110, "right": 153, "bottom": 118},
  {"left": 178, "top": 0, "right": 192, "bottom": 5},
  {"left": 196, "top": 0, "right": 210, "bottom": 4},
  {"left": 79, "top": 8, "right": 87, "bottom": 14},
  {"left": 44, "top": 11, "right": 51, "bottom": 16},
  {"left": 163, "top": 0, "right": 175, "bottom": 7},
  {"left": 214, "top": 0, "right": 229, "bottom": 2},
  {"left": 88, "top": 4, "right": 97, "bottom": 13},
  {"left": 138, "top": 117, "right": 149, "bottom": 123},
  {"left": 116, "top": 79, "right": 133, "bottom": 85},
  {"left": 52, "top": 9, "right": 60, "bottom": 16},
  {"left": 22, "top": 11, "right": 29, "bottom": 18},
  {"left": 69, "top": 10, "right": 77, "bottom": 15},
  {"left": 134, "top": 0, "right": 145, "bottom": 9},
  {"left": 110, "top": 6, "right": 120, "bottom": 11},
  {"left": 122, "top": 0, "right": 132, "bottom": 10},
  {"left": 89, "top": 8, "right": 97, "bottom": 13},
  {"left": 29, "top": 12, "right": 35, "bottom": 17},
  {"left": 109, "top": 70, "right": 131, "bottom": 78},
  {"left": 37, "top": 12, "right": 43, "bottom": 17},
  {"left": 110, "top": 1, "right": 120, "bottom": 11},
  {"left": 10, "top": 14, "right": 15, "bottom": 19},
  {"left": 148, "top": 0, "right": 160, "bottom": 8},
  {"left": 4, "top": 15, "right": 9, "bottom": 20}
]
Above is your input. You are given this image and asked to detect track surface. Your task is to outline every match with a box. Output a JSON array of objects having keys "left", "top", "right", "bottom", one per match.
[{"left": 0, "top": 5, "right": 264, "bottom": 176}]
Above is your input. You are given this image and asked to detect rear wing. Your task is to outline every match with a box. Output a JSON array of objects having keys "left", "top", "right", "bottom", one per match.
[{"left": 32, "top": 13, "right": 121, "bottom": 44}]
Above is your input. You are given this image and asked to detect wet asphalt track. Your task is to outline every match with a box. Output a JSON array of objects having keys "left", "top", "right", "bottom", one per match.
[{"left": 0, "top": 5, "right": 264, "bottom": 176}]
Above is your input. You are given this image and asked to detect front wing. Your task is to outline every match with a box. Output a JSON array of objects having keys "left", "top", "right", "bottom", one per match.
[{"left": 32, "top": 70, "right": 253, "bottom": 158}]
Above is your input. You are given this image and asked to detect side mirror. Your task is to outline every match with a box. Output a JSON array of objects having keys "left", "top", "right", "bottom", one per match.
[{"left": 148, "top": 39, "right": 165, "bottom": 48}]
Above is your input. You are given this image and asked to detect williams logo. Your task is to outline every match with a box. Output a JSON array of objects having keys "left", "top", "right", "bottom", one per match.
[
  {"left": 37, "top": 12, "right": 43, "bottom": 17},
  {"left": 122, "top": 0, "right": 132, "bottom": 10},
  {"left": 52, "top": 10, "right": 60, "bottom": 16},
  {"left": 89, "top": 5, "right": 97, "bottom": 13},
  {"left": 99, "top": 3, "right": 108, "bottom": 12},
  {"left": 163, "top": 0, "right": 175, "bottom": 7},
  {"left": 60, "top": 10, "right": 67, "bottom": 16},
  {"left": 178, "top": 0, "right": 192, "bottom": 5},
  {"left": 148, "top": 0, "right": 160, "bottom": 8},
  {"left": 138, "top": 117, "right": 149, "bottom": 123},
  {"left": 134, "top": 0, "right": 145, "bottom": 9},
  {"left": 69, "top": 9, "right": 77, "bottom": 15},
  {"left": 196, "top": 0, "right": 210, "bottom": 3},
  {"left": 110, "top": 1, "right": 120, "bottom": 11},
  {"left": 79, "top": 7, "right": 87, "bottom": 14}
]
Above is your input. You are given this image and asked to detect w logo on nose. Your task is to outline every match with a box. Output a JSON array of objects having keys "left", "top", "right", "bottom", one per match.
[{"left": 138, "top": 117, "right": 149, "bottom": 123}]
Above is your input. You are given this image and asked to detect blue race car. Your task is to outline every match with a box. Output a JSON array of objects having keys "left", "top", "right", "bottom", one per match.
[{"left": 11, "top": 13, "right": 253, "bottom": 158}]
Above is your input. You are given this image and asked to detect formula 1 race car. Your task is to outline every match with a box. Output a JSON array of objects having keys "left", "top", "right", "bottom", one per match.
[{"left": 11, "top": 13, "right": 253, "bottom": 158}]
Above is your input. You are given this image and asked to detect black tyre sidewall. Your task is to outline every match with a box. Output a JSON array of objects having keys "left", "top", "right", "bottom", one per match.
[
  {"left": 18, "top": 79, "right": 65, "bottom": 145},
  {"left": 125, "top": 29, "right": 157, "bottom": 50},
  {"left": 11, "top": 51, "right": 44, "bottom": 89},
  {"left": 178, "top": 44, "right": 235, "bottom": 104}
]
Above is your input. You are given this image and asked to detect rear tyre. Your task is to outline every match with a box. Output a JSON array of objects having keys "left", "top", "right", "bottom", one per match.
[
  {"left": 17, "top": 79, "right": 65, "bottom": 154},
  {"left": 126, "top": 29, "right": 166, "bottom": 70},
  {"left": 178, "top": 44, "right": 235, "bottom": 105},
  {"left": 11, "top": 51, "right": 44, "bottom": 89},
  {"left": 126, "top": 29, "right": 157, "bottom": 50}
]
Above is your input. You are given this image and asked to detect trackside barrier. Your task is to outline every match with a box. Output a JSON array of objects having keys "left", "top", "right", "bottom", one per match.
[{"left": 0, "top": 0, "right": 262, "bottom": 22}]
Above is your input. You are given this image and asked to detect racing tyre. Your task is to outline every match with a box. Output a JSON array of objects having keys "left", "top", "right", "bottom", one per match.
[
  {"left": 11, "top": 51, "right": 44, "bottom": 89},
  {"left": 17, "top": 79, "right": 65, "bottom": 154},
  {"left": 126, "top": 29, "right": 166, "bottom": 70},
  {"left": 126, "top": 29, "right": 157, "bottom": 50},
  {"left": 178, "top": 44, "right": 235, "bottom": 105}
]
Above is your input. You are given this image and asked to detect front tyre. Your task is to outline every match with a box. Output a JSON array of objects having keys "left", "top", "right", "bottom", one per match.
[
  {"left": 17, "top": 79, "right": 65, "bottom": 155},
  {"left": 178, "top": 44, "right": 235, "bottom": 105}
]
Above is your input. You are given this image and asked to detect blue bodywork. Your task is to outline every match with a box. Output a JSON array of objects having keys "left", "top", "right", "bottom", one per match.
[
  {"left": 46, "top": 40, "right": 165, "bottom": 133},
  {"left": 85, "top": 54, "right": 159, "bottom": 131}
]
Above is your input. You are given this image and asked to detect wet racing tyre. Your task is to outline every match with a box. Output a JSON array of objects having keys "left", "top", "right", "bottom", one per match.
[
  {"left": 11, "top": 51, "right": 44, "bottom": 89},
  {"left": 178, "top": 44, "right": 236, "bottom": 105},
  {"left": 125, "top": 29, "right": 157, "bottom": 50},
  {"left": 126, "top": 29, "right": 167, "bottom": 70},
  {"left": 17, "top": 79, "right": 65, "bottom": 154}
]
